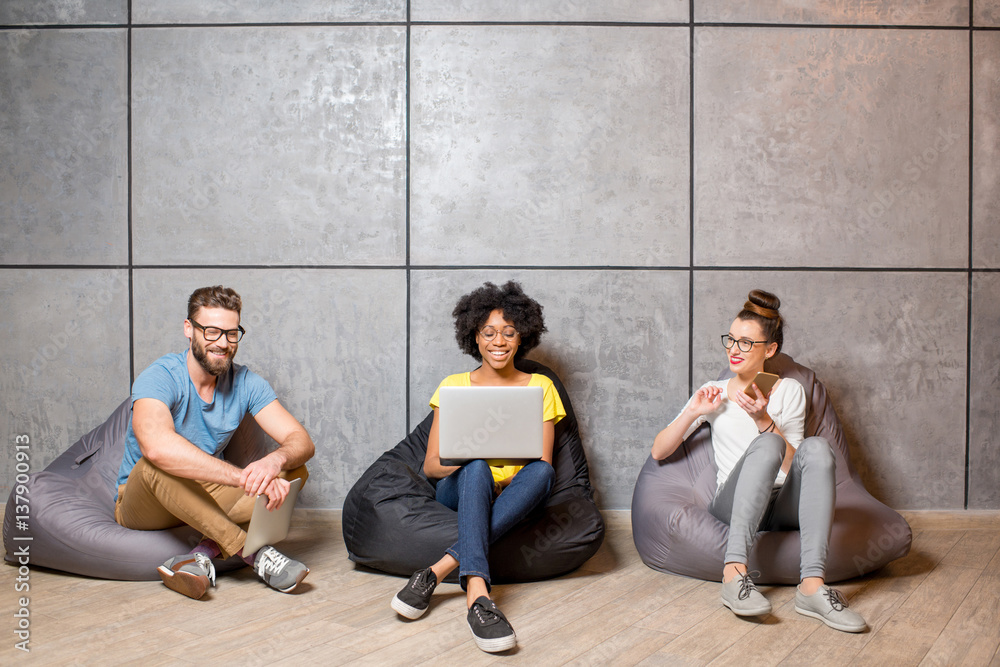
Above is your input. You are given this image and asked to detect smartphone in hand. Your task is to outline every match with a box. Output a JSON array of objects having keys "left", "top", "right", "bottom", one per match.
[{"left": 743, "top": 372, "right": 780, "bottom": 400}]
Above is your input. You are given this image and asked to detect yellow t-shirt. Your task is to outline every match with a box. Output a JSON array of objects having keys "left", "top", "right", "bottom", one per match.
[{"left": 429, "top": 372, "right": 567, "bottom": 484}]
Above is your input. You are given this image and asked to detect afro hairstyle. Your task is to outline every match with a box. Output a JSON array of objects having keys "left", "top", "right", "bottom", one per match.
[{"left": 453, "top": 281, "right": 546, "bottom": 361}]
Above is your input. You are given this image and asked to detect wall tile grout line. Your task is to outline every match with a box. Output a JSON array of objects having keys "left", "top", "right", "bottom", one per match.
[
  {"left": 687, "top": 0, "right": 696, "bottom": 397},
  {"left": 127, "top": 0, "right": 134, "bottom": 387},
  {"left": 5, "top": 21, "right": 1000, "bottom": 31},
  {"left": 964, "top": 11, "right": 975, "bottom": 510},
  {"left": 404, "top": 0, "right": 411, "bottom": 434}
]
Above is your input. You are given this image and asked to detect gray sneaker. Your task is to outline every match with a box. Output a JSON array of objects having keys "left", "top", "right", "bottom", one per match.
[
  {"left": 795, "top": 585, "right": 866, "bottom": 633},
  {"left": 721, "top": 572, "right": 772, "bottom": 616},
  {"left": 253, "top": 545, "right": 309, "bottom": 593},
  {"left": 157, "top": 553, "right": 216, "bottom": 599}
]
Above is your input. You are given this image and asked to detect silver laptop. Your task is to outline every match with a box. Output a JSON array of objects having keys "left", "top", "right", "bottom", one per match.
[
  {"left": 438, "top": 386, "right": 544, "bottom": 466},
  {"left": 243, "top": 477, "right": 304, "bottom": 556}
]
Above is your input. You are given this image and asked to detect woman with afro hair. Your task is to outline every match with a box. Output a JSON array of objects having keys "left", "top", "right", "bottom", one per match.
[{"left": 390, "top": 280, "right": 565, "bottom": 653}]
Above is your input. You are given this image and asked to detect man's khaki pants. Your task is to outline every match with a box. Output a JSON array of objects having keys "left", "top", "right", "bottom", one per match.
[{"left": 115, "top": 458, "right": 308, "bottom": 559}]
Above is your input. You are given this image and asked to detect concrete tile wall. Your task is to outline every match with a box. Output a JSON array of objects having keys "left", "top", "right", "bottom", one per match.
[
  {"left": 0, "top": 1, "right": 126, "bottom": 25},
  {"left": 694, "top": 27, "right": 969, "bottom": 268},
  {"left": 696, "top": 1, "right": 968, "bottom": 26},
  {"left": 0, "top": 269, "right": 131, "bottom": 478},
  {"left": 2, "top": 3, "right": 995, "bottom": 511},
  {"left": 970, "top": 273, "right": 1000, "bottom": 508},
  {"left": 0, "top": 29, "right": 128, "bottom": 265},
  {"left": 410, "top": 26, "right": 690, "bottom": 266},
  {"left": 974, "top": 31, "right": 1000, "bottom": 267},
  {"left": 132, "top": 1, "right": 405, "bottom": 24},
  {"left": 411, "top": 1, "right": 688, "bottom": 22},
  {"left": 976, "top": 1, "right": 1000, "bottom": 27},
  {"left": 131, "top": 26, "right": 407, "bottom": 266}
]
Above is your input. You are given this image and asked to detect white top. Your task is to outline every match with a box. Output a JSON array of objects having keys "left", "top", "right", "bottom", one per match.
[{"left": 679, "top": 377, "right": 807, "bottom": 490}]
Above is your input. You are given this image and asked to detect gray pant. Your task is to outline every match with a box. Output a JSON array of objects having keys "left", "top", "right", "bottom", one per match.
[{"left": 708, "top": 433, "right": 836, "bottom": 580}]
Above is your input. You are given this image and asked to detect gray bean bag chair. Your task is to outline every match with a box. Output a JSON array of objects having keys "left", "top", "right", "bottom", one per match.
[
  {"left": 631, "top": 353, "right": 911, "bottom": 585},
  {"left": 3, "top": 399, "right": 272, "bottom": 580},
  {"left": 342, "top": 359, "right": 605, "bottom": 583}
]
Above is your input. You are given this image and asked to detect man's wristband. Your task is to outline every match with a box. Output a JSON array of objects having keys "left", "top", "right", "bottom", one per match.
[{"left": 759, "top": 420, "right": 776, "bottom": 434}]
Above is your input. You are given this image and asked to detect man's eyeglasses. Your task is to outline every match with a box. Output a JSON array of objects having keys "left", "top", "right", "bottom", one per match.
[
  {"left": 721, "top": 334, "right": 767, "bottom": 353},
  {"left": 480, "top": 326, "right": 519, "bottom": 343},
  {"left": 190, "top": 319, "right": 245, "bottom": 343}
]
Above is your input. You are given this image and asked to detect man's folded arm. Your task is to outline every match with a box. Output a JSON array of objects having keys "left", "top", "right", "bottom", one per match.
[
  {"left": 241, "top": 400, "right": 315, "bottom": 498},
  {"left": 132, "top": 397, "right": 243, "bottom": 487}
]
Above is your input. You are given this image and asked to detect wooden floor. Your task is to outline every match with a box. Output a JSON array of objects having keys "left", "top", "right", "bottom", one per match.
[{"left": 2, "top": 511, "right": 999, "bottom": 666}]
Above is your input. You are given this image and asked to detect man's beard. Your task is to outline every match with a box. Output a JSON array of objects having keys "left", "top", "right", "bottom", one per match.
[{"left": 191, "top": 336, "right": 235, "bottom": 376}]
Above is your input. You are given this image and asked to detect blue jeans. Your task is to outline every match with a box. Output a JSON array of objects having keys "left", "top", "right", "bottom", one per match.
[
  {"left": 435, "top": 459, "right": 554, "bottom": 590},
  {"left": 708, "top": 433, "right": 836, "bottom": 580}
]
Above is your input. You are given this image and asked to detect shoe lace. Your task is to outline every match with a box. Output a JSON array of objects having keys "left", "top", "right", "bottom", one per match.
[
  {"left": 472, "top": 601, "right": 502, "bottom": 625},
  {"left": 255, "top": 546, "right": 289, "bottom": 578},
  {"left": 193, "top": 552, "right": 216, "bottom": 586},
  {"left": 824, "top": 587, "right": 849, "bottom": 611},
  {"left": 737, "top": 573, "right": 759, "bottom": 601},
  {"left": 411, "top": 570, "right": 434, "bottom": 594}
]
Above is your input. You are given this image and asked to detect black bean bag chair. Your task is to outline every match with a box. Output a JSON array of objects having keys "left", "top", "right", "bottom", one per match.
[
  {"left": 631, "top": 353, "right": 911, "bottom": 585},
  {"left": 3, "top": 399, "right": 273, "bottom": 580},
  {"left": 342, "top": 359, "right": 605, "bottom": 583}
]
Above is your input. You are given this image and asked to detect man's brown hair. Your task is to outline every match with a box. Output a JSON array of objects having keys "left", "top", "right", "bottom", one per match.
[{"left": 187, "top": 286, "right": 242, "bottom": 321}]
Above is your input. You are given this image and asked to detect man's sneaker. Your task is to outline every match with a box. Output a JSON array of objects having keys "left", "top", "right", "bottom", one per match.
[
  {"left": 721, "top": 572, "right": 772, "bottom": 616},
  {"left": 253, "top": 545, "right": 309, "bottom": 593},
  {"left": 467, "top": 596, "right": 516, "bottom": 653},
  {"left": 157, "top": 553, "right": 216, "bottom": 600},
  {"left": 795, "top": 585, "right": 867, "bottom": 633},
  {"left": 391, "top": 567, "right": 438, "bottom": 619}
]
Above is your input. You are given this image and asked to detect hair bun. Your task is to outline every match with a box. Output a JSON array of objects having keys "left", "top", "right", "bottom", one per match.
[
  {"left": 737, "top": 289, "right": 784, "bottom": 353},
  {"left": 744, "top": 289, "right": 780, "bottom": 320}
]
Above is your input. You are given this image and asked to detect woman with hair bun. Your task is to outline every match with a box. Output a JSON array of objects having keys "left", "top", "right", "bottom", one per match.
[
  {"left": 651, "top": 290, "right": 866, "bottom": 633},
  {"left": 390, "top": 280, "right": 565, "bottom": 653}
]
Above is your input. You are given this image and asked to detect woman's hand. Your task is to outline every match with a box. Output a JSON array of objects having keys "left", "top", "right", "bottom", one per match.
[
  {"left": 732, "top": 382, "right": 773, "bottom": 431},
  {"left": 651, "top": 386, "right": 722, "bottom": 461},
  {"left": 422, "top": 409, "right": 461, "bottom": 480},
  {"left": 687, "top": 385, "right": 724, "bottom": 417}
]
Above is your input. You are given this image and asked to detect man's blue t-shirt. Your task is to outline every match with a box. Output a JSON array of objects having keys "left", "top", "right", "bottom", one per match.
[{"left": 115, "top": 352, "right": 278, "bottom": 491}]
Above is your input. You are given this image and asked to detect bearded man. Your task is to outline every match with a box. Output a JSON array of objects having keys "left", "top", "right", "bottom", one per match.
[{"left": 114, "top": 285, "right": 314, "bottom": 599}]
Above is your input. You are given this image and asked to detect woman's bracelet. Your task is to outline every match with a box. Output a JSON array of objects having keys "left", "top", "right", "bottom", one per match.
[{"left": 759, "top": 420, "right": 776, "bottom": 434}]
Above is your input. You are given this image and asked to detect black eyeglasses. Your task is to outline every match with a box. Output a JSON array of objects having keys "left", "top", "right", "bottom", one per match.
[
  {"left": 190, "top": 319, "right": 245, "bottom": 343},
  {"left": 721, "top": 334, "right": 767, "bottom": 353},
  {"left": 479, "top": 326, "right": 519, "bottom": 343}
]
